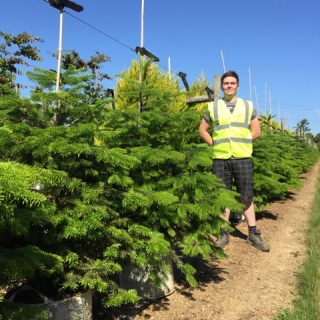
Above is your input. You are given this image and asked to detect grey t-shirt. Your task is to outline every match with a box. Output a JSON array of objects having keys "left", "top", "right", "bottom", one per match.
[{"left": 203, "top": 99, "right": 257, "bottom": 123}]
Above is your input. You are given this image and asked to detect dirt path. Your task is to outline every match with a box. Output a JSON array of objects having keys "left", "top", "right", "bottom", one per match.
[{"left": 130, "top": 160, "right": 320, "bottom": 320}]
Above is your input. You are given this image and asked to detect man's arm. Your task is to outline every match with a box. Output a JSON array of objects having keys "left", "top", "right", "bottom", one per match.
[
  {"left": 250, "top": 116, "right": 261, "bottom": 142},
  {"left": 199, "top": 118, "right": 214, "bottom": 146}
]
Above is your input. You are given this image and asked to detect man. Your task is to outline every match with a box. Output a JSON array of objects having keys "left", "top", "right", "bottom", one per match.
[{"left": 198, "top": 70, "right": 269, "bottom": 252}]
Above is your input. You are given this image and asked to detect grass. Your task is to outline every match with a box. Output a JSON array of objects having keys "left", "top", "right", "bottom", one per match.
[{"left": 274, "top": 177, "right": 320, "bottom": 320}]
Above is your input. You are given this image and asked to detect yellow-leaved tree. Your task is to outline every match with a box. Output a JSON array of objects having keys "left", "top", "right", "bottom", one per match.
[{"left": 114, "top": 56, "right": 187, "bottom": 113}]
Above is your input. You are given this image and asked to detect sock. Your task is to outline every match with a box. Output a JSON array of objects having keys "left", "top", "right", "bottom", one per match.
[{"left": 248, "top": 226, "right": 257, "bottom": 233}]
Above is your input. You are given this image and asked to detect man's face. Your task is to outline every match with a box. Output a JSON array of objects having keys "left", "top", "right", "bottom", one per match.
[{"left": 222, "top": 76, "right": 239, "bottom": 96}]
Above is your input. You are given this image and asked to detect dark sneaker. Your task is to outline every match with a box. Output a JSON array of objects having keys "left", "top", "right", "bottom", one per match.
[
  {"left": 246, "top": 230, "right": 270, "bottom": 252},
  {"left": 215, "top": 229, "right": 230, "bottom": 248}
]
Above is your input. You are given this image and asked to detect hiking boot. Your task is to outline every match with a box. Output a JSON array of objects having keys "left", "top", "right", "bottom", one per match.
[
  {"left": 215, "top": 229, "right": 230, "bottom": 248},
  {"left": 246, "top": 230, "right": 270, "bottom": 252}
]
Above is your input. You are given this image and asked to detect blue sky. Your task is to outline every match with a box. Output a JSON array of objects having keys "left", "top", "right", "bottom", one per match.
[{"left": 2, "top": 0, "right": 320, "bottom": 134}]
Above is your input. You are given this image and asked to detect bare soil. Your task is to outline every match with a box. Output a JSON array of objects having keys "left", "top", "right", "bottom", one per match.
[{"left": 100, "top": 160, "right": 320, "bottom": 320}]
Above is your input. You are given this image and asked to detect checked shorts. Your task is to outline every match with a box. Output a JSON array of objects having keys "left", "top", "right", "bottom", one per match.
[{"left": 211, "top": 158, "right": 254, "bottom": 202}]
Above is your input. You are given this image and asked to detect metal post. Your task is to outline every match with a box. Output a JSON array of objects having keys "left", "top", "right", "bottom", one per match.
[
  {"left": 138, "top": 0, "right": 145, "bottom": 115},
  {"left": 140, "top": 0, "right": 144, "bottom": 48},
  {"left": 56, "top": 7, "right": 63, "bottom": 91}
]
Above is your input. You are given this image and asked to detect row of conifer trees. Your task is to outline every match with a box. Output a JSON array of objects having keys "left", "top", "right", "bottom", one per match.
[{"left": 0, "top": 31, "right": 318, "bottom": 318}]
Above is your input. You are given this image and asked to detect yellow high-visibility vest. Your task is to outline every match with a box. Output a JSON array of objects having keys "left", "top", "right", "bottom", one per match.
[{"left": 208, "top": 98, "right": 253, "bottom": 159}]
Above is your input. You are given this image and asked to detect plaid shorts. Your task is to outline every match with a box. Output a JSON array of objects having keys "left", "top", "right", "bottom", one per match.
[{"left": 211, "top": 158, "right": 254, "bottom": 202}]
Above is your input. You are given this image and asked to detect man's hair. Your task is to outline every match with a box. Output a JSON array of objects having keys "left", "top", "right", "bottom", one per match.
[{"left": 221, "top": 70, "right": 239, "bottom": 85}]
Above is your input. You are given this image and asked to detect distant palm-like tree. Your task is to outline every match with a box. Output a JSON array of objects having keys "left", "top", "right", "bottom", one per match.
[{"left": 259, "top": 111, "right": 277, "bottom": 134}]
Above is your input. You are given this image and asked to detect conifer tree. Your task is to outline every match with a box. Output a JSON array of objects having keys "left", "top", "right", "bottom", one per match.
[
  {"left": 0, "top": 53, "right": 241, "bottom": 315},
  {"left": 0, "top": 77, "right": 143, "bottom": 307},
  {"left": 253, "top": 132, "right": 319, "bottom": 209},
  {"left": 115, "top": 56, "right": 186, "bottom": 112},
  {"left": 47, "top": 49, "right": 113, "bottom": 104}
]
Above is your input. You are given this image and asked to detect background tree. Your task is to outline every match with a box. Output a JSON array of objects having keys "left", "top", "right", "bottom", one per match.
[
  {"left": 314, "top": 133, "right": 320, "bottom": 149},
  {"left": 306, "top": 132, "right": 314, "bottom": 144},
  {"left": 259, "top": 111, "right": 277, "bottom": 134},
  {"left": 58, "top": 49, "right": 112, "bottom": 103},
  {"left": 314, "top": 133, "right": 320, "bottom": 143},
  {"left": 0, "top": 31, "right": 43, "bottom": 93},
  {"left": 29, "top": 49, "right": 113, "bottom": 107},
  {"left": 295, "top": 118, "right": 310, "bottom": 137}
]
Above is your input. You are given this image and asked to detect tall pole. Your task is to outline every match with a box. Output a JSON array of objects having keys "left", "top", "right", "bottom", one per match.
[
  {"left": 140, "top": 0, "right": 145, "bottom": 48},
  {"left": 264, "top": 82, "right": 267, "bottom": 114},
  {"left": 248, "top": 67, "right": 252, "bottom": 101},
  {"left": 138, "top": 0, "right": 145, "bottom": 116},
  {"left": 220, "top": 50, "right": 226, "bottom": 73},
  {"left": 254, "top": 85, "right": 259, "bottom": 115},
  {"left": 56, "top": 7, "right": 63, "bottom": 91},
  {"left": 269, "top": 90, "right": 272, "bottom": 114}
]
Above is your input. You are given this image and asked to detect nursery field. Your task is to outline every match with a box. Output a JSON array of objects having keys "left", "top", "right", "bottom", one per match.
[{"left": 105, "top": 159, "right": 320, "bottom": 320}]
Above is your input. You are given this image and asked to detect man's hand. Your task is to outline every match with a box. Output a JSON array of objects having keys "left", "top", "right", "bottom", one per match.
[
  {"left": 199, "top": 118, "right": 214, "bottom": 146},
  {"left": 250, "top": 117, "right": 261, "bottom": 142}
]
